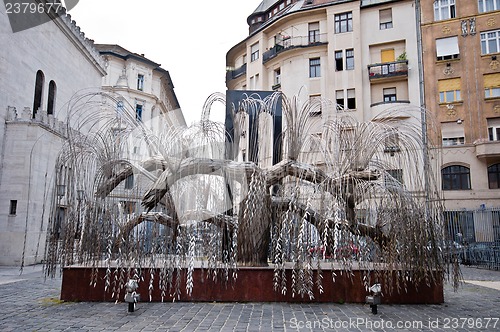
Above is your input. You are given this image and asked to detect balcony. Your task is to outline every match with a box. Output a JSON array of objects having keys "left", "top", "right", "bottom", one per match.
[
  {"left": 262, "top": 33, "right": 328, "bottom": 64},
  {"left": 368, "top": 60, "right": 408, "bottom": 82},
  {"left": 226, "top": 63, "right": 247, "bottom": 82},
  {"left": 475, "top": 140, "right": 500, "bottom": 158}
]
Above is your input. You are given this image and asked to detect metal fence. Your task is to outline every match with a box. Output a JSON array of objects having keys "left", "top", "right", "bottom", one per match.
[{"left": 445, "top": 208, "right": 500, "bottom": 270}]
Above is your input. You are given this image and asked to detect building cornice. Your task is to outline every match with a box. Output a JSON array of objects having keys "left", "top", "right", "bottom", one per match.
[{"left": 48, "top": 8, "right": 107, "bottom": 76}]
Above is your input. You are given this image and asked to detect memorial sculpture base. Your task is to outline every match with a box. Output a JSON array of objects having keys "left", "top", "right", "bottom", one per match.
[{"left": 60, "top": 266, "right": 443, "bottom": 304}]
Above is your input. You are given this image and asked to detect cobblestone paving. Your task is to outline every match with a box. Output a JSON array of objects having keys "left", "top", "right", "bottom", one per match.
[{"left": 0, "top": 266, "right": 499, "bottom": 331}]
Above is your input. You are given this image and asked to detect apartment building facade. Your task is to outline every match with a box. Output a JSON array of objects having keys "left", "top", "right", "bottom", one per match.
[
  {"left": 226, "top": 0, "right": 423, "bottom": 179},
  {"left": 421, "top": 0, "right": 500, "bottom": 211}
]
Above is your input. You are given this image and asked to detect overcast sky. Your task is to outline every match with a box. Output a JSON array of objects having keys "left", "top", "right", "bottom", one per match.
[{"left": 70, "top": 1, "right": 261, "bottom": 125}]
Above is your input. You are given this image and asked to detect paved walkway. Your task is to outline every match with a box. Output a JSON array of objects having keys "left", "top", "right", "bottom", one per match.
[{"left": 0, "top": 265, "right": 499, "bottom": 331}]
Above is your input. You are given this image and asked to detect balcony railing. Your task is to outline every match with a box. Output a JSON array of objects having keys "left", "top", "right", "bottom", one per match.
[
  {"left": 226, "top": 63, "right": 247, "bottom": 82},
  {"left": 368, "top": 60, "right": 408, "bottom": 81},
  {"left": 262, "top": 33, "right": 328, "bottom": 63}
]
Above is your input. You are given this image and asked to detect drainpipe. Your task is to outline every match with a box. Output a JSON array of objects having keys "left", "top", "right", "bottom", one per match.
[{"left": 414, "top": 0, "right": 431, "bottom": 205}]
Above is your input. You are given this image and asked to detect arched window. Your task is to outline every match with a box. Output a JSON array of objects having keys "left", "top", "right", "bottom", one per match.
[
  {"left": 488, "top": 163, "right": 500, "bottom": 189},
  {"left": 33, "top": 70, "right": 45, "bottom": 117},
  {"left": 47, "top": 80, "right": 56, "bottom": 115},
  {"left": 442, "top": 165, "right": 471, "bottom": 190}
]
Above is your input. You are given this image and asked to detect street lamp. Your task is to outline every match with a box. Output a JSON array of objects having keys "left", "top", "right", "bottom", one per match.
[{"left": 56, "top": 184, "right": 66, "bottom": 197}]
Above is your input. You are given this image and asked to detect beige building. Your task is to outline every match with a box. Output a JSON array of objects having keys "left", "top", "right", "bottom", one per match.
[
  {"left": 96, "top": 44, "right": 185, "bottom": 132},
  {"left": 0, "top": 8, "right": 106, "bottom": 265},
  {"left": 94, "top": 44, "right": 186, "bottom": 218},
  {"left": 226, "top": 0, "right": 423, "bottom": 178},
  {"left": 420, "top": 0, "right": 500, "bottom": 211}
]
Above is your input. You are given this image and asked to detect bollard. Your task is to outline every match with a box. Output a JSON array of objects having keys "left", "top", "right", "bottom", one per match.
[{"left": 124, "top": 279, "right": 140, "bottom": 313}]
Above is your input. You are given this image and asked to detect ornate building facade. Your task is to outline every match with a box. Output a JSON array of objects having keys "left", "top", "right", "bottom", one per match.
[{"left": 0, "top": 10, "right": 183, "bottom": 265}]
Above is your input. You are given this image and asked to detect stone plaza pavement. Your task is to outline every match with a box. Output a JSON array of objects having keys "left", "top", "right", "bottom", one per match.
[{"left": 0, "top": 265, "right": 499, "bottom": 331}]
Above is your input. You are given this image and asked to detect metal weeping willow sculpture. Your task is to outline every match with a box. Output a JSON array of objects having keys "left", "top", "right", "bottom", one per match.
[{"left": 44, "top": 90, "right": 458, "bottom": 302}]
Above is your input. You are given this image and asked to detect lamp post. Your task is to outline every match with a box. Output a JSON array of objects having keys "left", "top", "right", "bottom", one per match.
[
  {"left": 56, "top": 184, "right": 66, "bottom": 198},
  {"left": 76, "top": 189, "right": 84, "bottom": 239},
  {"left": 56, "top": 184, "right": 66, "bottom": 239}
]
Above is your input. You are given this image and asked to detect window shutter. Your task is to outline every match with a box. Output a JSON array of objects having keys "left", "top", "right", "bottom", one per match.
[
  {"left": 383, "top": 87, "right": 396, "bottom": 95},
  {"left": 441, "top": 122, "right": 465, "bottom": 138},
  {"left": 488, "top": 117, "right": 500, "bottom": 127},
  {"left": 438, "top": 78, "right": 461, "bottom": 91},
  {"left": 436, "top": 37, "right": 459, "bottom": 57},
  {"left": 484, "top": 73, "right": 500, "bottom": 88},
  {"left": 309, "top": 22, "right": 319, "bottom": 30},
  {"left": 381, "top": 49, "right": 395, "bottom": 62},
  {"left": 379, "top": 9, "right": 392, "bottom": 23}
]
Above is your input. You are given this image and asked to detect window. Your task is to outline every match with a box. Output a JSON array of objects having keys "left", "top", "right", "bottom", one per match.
[
  {"left": 385, "top": 169, "right": 403, "bottom": 186},
  {"left": 436, "top": 36, "right": 459, "bottom": 60},
  {"left": 336, "top": 90, "right": 344, "bottom": 109},
  {"left": 335, "top": 12, "right": 353, "bottom": 33},
  {"left": 335, "top": 50, "right": 343, "bottom": 71},
  {"left": 488, "top": 164, "right": 500, "bottom": 189},
  {"left": 434, "top": 0, "right": 456, "bottom": 21},
  {"left": 480, "top": 29, "right": 500, "bottom": 54},
  {"left": 117, "top": 100, "right": 125, "bottom": 113},
  {"left": 9, "top": 200, "right": 17, "bottom": 215},
  {"left": 441, "top": 121, "right": 465, "bottom": 146},
  {"left": 47, "top": 80, "right": 56, "bottom": 115},
  {"left": 442, "top": 165, "right": 471, "bottom": 190},
  {"left": 309, "top": 58, "right": 321, "bottom": 78},
  {"left": 380, "top": 49, "right": 396, "bottom": 74},
  {"left": 443, "top": 137, "right": 465, "bottom": 146},
  {"left": 384, "top": 130, "right": 400, "bottom": 154},
  {"left": 484, "top": 73, "right": 500, "bottom": 98},
  {"left": 347, "top": 89, "right": 356, "bottom": 109},
  {"left": 383, "top": 87, "right": 397, "bottom": 102},
  {"left": 137, "top": 74, "right": 144, "bottom": 91},
  {"left": 136, "top": 104, "right": 143, "bottom": 121},
  {"left": 438, "top": 78, "right": 461, "bottom": 103},
  {"left": 33, "top": 70, "right": 44, "bottom": 117},
  {"left": 124, "top": 174, "right": 134, "bottom": 189},
  {"left": 336, "top": 89, "right": 356, "bottom": 110},
  {"left": 273, "top": 68, "right": 281, "bottom": 88},
  {"left": 309, "top": 95, "right": 322, "bottom": 116},
  {"left": 478, "top": 0, "right": 500, "bottom": 13},
  {"left": 251, "top": 42, "right": 260, "bottom": 62},
  {"left": 488, "top": 117, "right": 500, "bottom": 141},
  {"left": 346, "top": 49, "right": 354, "bottom": 70},
  {"left": 308, "top": 22, "right": 320, "bottom": 43},
  {"left": 379, "top": 8, "right": 393, "bottom": 30}
]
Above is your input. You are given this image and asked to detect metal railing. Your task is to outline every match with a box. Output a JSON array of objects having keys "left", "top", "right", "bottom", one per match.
[
  {"left": 262, "top": 33, "right": 328, "bottom": 63},
  {"left": 445, "top": 208, "right": 500, "bottom": 270},
  {"left": 226, "top": 63, "right": 247, "bottom": 82},
  {"left": 368, "top": 60, "right": 408, "bottom": 80}
]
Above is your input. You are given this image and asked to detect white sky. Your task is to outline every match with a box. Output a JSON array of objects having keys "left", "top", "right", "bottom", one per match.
[{"left": 70, "top": 1, "right": 261, "bottom": 125}]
